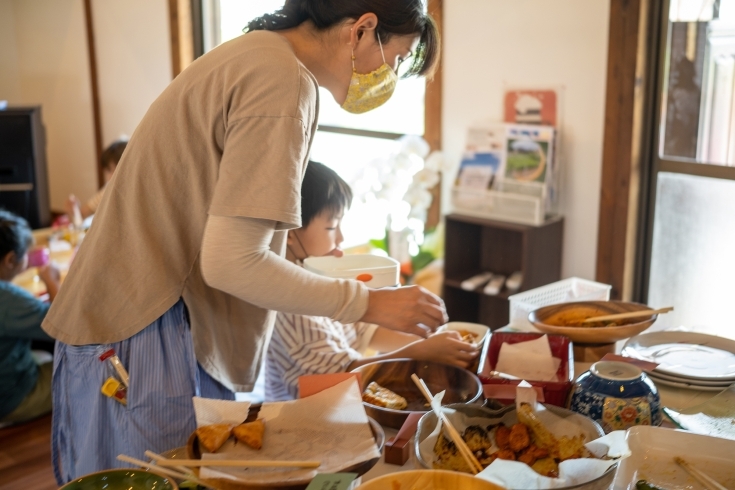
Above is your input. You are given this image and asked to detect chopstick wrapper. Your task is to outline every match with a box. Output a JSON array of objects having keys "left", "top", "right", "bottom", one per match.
[
  {"left": 418, "top": 382, "right": 630, "bottom": 489},
  {"left": 495, "top": 335, "right": 561, "bottom": 382},
  {"left": 196, "top": 378, "right": 380, "bottom": 486}
]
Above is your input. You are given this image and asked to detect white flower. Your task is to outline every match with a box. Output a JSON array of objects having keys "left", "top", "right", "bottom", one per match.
[
  {"left": 391, "top": 152, "right": 424, "bottom": 175},
  {"left": 404, "top": 185, "right": 433, "bottom": 211},
  {"left": 413, "top": 168, "right": 440, "bottom": 189},
  {"left": 424, "top": 151, "right": 446, "bottom": 172},
  {"left": 397, "top": 134, "right": 430, "bottom": 159}
]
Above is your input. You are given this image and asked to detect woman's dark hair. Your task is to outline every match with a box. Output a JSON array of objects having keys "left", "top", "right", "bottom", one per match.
[
  {"left": 246, "top": 0, "right": 439, "bottom": 78},
  {"left": 301, "top": 160, "right": 353, "bottom": 227},
  {"left": 0, "top": 210, "right": 33, "bottom": 261},
  {"left": 101, "top": 140, "right": 127, "bottom": 171}
]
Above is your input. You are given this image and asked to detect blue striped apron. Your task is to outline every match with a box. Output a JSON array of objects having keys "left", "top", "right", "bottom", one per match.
[{"left": 51, "top": 299, "right": 235, "bottom": 484}]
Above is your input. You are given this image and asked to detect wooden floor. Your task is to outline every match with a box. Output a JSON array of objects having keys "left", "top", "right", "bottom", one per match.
[{"left": 0, "top": 414, "right": 57, "bottom": 490}]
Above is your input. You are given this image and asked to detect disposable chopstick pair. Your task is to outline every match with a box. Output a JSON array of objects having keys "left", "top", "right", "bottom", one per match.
[
  {"left": 155, "top": 458, "right": 322, "bottom": 468},
  {"left": 582, "top": 306, "right": 674, "bottom": 324},
  {"left": 117, "top": 454, "right": 210, "bottom": 488},
  {"left": 674, "top": 457, "right": 727, "bottom": 490},
  {"left": 410, "top": 373, "right": 483, "bottom": 474}
]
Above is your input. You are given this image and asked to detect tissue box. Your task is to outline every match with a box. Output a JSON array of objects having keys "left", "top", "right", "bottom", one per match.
[{"left": 478, "top": 332, "right": 574, "bottom": 407}]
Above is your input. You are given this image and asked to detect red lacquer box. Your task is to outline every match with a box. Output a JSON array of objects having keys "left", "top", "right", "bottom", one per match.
[{"left": 478, "top": 331, "right": 574, "bottom": 407}]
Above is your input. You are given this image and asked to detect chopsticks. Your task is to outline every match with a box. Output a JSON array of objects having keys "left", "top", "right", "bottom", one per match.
[
  {"left": 581, "top": 306, "right": 673, "bottom": 324},
  {"left": 674, "top": 457, "right": 727, "bottom": 490},
  {"left": 154, "top": 458, "right": 321, "bottom": 468},
  {"left": 410, "top": 373, "right": 483, "bottom": 474},
  {"left": 117, "top": 454, "right": 211, "bottom": 488}
]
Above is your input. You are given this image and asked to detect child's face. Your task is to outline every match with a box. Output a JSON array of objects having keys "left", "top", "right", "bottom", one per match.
[
  {"left": 290, "top": 209, "right": 345, "bottom": 260},
  {"left": 1, "top": 251, "right": 27, "bottom": 281}
]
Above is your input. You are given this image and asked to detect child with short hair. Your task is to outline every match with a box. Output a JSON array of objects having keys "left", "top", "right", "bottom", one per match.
[
  {"left": 265, "top": 161, "right": 478, "bottom": 401},
  {"left": 0, "top": 210, "right": 61, "bottom": 425},
  {"left": 66, "top": 138, "right": 127, "bottom": 220}
]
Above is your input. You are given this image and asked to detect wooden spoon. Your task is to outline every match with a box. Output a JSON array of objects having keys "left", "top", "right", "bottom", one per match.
[{"left": 581, "top": 306, "right": 673, "bottom": 324}]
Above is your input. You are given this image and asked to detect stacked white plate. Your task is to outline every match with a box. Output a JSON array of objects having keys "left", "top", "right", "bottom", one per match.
[{"left": 622, "top": 332, "right": 735, "bottom": 391}]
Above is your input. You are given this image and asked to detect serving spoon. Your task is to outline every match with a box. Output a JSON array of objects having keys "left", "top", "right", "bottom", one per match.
[{"left": 581, "top": 306, "right": 674, "bottom": 324}]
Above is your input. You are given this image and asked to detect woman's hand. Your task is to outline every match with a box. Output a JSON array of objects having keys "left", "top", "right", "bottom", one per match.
[
  {"left": 360, "top": 285, "right": 448, "bottom": 337},
  {"left": 401, "top": 331, "right": 479, "bottom": 368}
]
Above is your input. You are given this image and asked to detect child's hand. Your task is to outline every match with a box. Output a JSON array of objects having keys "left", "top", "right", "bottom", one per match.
[
  {"left": 402, "top": 331, "right": 478, "bottom": 369},
  {"left": 37, "top": 264, "right": 60, "bottom": 287}
]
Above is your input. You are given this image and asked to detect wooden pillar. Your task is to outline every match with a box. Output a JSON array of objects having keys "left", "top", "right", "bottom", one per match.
[
  {"left": 425, "top": 0, "right": 443, "bottom": 229},
  {"left": 82, "top": 0, "right": 104, "bottom": 188},
  {"left": 168, "top": 0, "right": 195, "bottom": 78}
]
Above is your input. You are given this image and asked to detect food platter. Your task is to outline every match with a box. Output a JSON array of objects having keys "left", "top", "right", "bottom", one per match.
[
  {"left": 623, "top": 332, "right": 735, "bottom": 381},
  {"left": 185, "top": 414, "right": 385, "bottom": 490},
  {"left": 528, "top": 301, "right": 658, "bottom": 344}
]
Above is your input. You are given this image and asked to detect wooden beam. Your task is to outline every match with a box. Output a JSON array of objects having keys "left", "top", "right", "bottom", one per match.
[
  {"left": 596, "top": 0, "right": 652, "bottom": 300},
  {"left": 82, "top": 0, "right": 104, "bottom": 188},
  {"left": 426, "top": 0, "right": 443, "bottom": 230},
  {"left": 168, "top": 0, "right": 194, "bottom": 78}
]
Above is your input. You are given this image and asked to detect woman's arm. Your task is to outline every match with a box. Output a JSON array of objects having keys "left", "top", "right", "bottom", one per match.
[{"left": 200, "top": 215, "right": 447, "bottom": 335}]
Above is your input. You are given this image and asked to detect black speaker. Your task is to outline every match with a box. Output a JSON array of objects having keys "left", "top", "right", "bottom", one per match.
[{"left": 0, "top": 106, "right": 50, "bottom": 229}]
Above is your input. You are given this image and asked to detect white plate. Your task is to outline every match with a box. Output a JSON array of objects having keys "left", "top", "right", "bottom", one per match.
[
  {"left": 643, "top": 368, "right": 735, "bottom": 387},
  {"left": 646, "top": 372, "right": 733, "bottom": 392},
  {"left": 612, "top": 425, "right": 735, "bottom": 490},
  {"left": 623, "top": 332, "right": 735, "bottom": 381}
]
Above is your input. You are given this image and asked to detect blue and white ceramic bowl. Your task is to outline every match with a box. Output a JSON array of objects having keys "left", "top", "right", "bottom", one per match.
[{"left": 570, "top": 361, "right": 661, "bottom": 433}]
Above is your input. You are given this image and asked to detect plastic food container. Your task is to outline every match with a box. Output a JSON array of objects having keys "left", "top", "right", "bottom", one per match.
[
  {"left": 478, "top": 331, "right": 574, "bottom": 407},
  {"left": 303, "top": 254, "right": 400, "bottom": 288}
]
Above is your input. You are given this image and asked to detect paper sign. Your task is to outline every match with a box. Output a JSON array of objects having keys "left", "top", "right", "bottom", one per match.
[{"left": 298, "top": 372, "right": 362, "bottom": 399}]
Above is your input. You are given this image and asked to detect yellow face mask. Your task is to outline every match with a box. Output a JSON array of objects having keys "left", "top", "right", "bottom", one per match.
[{"left": 341, "top": 34, "right": 398, "bottom": 114}]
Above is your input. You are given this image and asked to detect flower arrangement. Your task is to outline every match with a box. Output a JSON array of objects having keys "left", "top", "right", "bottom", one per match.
[{"left": 350, "top": 135, "right": 449, "bottom": 283}]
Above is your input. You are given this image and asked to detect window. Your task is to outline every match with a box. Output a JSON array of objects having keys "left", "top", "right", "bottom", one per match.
[
  {"left": 640, "top": 0, "right": 735, "bottom": 339},
  {"left": 200, "top": 0, "right": 428, "bottom": 248}
]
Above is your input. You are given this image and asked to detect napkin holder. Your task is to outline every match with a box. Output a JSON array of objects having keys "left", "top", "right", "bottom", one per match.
[
  {"left": 384, "top": 412, "right": 422, "bottom": 465},
  {"left": 478, "top": 332, "right": 574, "bottom": 407}
]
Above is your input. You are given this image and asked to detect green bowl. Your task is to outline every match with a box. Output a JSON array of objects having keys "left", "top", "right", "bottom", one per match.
[{"left": 60, "top": 469, "right": 179, "bottom": 490}]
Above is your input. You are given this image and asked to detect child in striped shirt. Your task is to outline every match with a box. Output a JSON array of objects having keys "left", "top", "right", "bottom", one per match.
[{"left": 265, "top": 161, "right": 478, "bottom": 401}]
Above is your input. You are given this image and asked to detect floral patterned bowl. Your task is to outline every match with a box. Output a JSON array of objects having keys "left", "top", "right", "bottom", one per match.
[{"left": 570, "top": 361, "right": 661, "bottom": 433}]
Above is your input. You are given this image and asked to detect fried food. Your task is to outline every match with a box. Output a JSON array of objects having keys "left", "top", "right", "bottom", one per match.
[
  {"left": 509, "top": 423, "right": 531, "bottom": 452},
  {"left": 432, "top": 403, "right": 599, "bottom": 478},
  {"left": 457, "top": 330, "right": 478, "bottom": 344},
  {"left": 196, "top": 423, "right": 232, "bottom": 453},
  {"left": 495, "top": 424, "right": 511, "bottom": 449},
  {"left": 233, "top": 418, "right": 265, "bottom": 450},
  {"left": 362, "top": 381, "right": 408, "bottom": 410}
]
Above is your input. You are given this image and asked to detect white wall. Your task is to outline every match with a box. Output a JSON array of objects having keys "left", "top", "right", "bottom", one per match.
[
  {"left": 92, "top": 0, "right": 172, "bottom": 146},
  {"left": 0, "top": 0, "right": 172, "bottom": 213},
  {"left": 4, "top": 0, "right": 98, "bottom": 213},
  {"left": 443, "top": 0, "right": 610, "bottom": 280}
]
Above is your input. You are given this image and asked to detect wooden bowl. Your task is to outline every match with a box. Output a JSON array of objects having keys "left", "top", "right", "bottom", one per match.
[
  {"left": 186, "top": 416, "right": 384, "bottom": 490},
  {"left": 528, "top": 301, "right": 658, "bottom": 344},
  {"left": 350, "top": 359, "right": 483, "bottom": 429},
  {"left": 356, "top": 469, "right": 505, "bottom": 490}
]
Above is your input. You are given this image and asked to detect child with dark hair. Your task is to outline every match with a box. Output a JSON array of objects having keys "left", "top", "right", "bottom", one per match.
[
  {"left": 0, "top": 210, "right": 60, "bottom": 425},
  {"left": 265, "top": 162, "right": 477, "bottom": 400},
  {"left": 66, "top": 139, "right": 128, "bottom": 221}
]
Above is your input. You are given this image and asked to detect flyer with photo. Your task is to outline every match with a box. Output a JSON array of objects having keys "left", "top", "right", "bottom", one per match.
[{"left": 455, "top": 124, "right": 506, "bottom": 189}]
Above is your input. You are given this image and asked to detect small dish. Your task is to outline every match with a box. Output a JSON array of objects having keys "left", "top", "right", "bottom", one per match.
[
  {"left": 60, "top": 469, "right": 178, "bottom": 490},
  {"left": 529, "top": 301, "right": 657, "bottom": 344},
  {"left": 646, "top": 373, "right": 733, "bottom": 392},
  {"left": 350, "top": 359, "right": 483, "bottom": 429},
  {"left": 437, "top": 321, "right": 490, "bottom": 345},
  {"left": 570, "top": 361, "right": 662, "bottom": 433},
  {"left": 612, "top": 426, "right": 735, "bottom": 490}
]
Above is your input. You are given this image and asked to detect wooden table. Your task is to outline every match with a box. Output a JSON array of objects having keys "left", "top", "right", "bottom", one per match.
[{"left": 359, "top": 361, "right": 718, "bottom": 482}]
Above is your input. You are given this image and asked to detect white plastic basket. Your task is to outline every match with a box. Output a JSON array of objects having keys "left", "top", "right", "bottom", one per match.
[{"left": 508, "top": 277, "right": 612, "bottom": 331}]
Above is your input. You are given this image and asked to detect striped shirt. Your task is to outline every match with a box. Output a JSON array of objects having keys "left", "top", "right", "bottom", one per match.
[{"left": 265, "top": 313, "right": 378, "bottom": 401}]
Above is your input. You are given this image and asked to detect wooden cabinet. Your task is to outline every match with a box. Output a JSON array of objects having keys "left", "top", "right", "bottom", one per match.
[{"left": 443, "top": 213, "right": 564, "bottom": 330}]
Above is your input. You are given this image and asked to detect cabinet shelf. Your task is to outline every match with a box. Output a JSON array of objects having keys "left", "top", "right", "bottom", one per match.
[{"left": 443, "top": 214, "right": 564, "bottom": 329}]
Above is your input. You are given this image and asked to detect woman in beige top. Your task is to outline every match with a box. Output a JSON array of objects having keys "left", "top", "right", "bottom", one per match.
[{"left": 43, "top": 0, "right": 443, "bottom": 483}]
